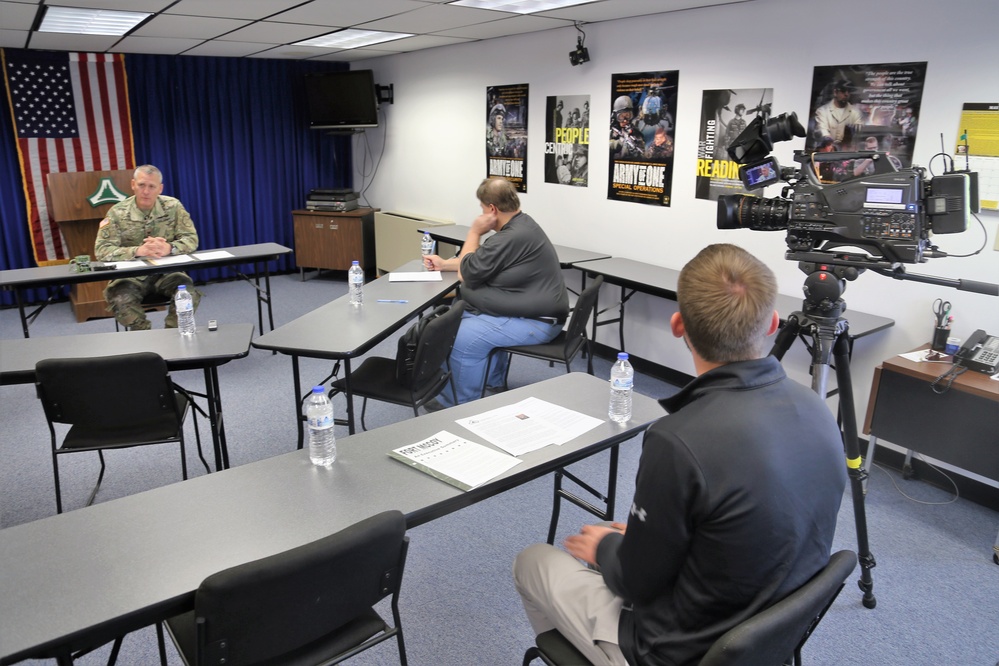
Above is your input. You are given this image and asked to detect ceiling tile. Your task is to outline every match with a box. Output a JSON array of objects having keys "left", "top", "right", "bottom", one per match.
[
  {"left": 432, "top": 14, "right": 571, "bottom": 39},
  {"left": 0, "top": 28, "right": 29, "bottom": 48},
  {"left": 181, "top": 40, "right": 275, "bottom": 58},
  {"left": 246, "top": 44, "right": 336, "bottom": 59},
  {"left": 37, "top": 0, "right": 172, "bottom": 11},
  {"left": 221, "top": 20, "right": 334, "bottom": 44},
  {"left": 113, "top": 35, "right": 206, "bottom": 54},
  {"left": 27, "top": 31, "right": 120, "bottom": 51},
  {"left": 360, "top": 3, "right": 509, "bottom": 32},
  {"left": 164, "top": 0, "right": 306, "bottom": 21},
  {"left": 375, "top": 33, "right": 475, "bottom": 51},
  {"left": 536, "top": 0, "right": 739, "bottom": 21},
  {"left": 0, "top": 1, "right": 40, "bottom": 31},
  {"left": 131, "top": 15, "right": 252, "bottom": 39},
  {"left": 269, "top": 0, "right": 430, "bottom": 27}
]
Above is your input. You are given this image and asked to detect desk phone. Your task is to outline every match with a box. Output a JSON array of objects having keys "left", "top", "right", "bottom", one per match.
[{"left": 956, "top": 329, "right": 999, "bottom": 374}]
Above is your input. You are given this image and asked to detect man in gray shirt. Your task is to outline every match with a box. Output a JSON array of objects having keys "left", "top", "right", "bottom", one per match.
[{"left": 423, "top": 177, "right": 568, "bottom": 406}]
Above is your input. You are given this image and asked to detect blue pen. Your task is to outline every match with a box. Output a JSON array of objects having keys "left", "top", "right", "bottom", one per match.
[{"left": 377, "top": 299, "right": 409, "bottom": 303}]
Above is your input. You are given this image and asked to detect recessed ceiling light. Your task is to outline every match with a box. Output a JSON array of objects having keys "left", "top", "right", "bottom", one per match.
[
  {"left": 294, "top": 29, "right": 413, "bottom": 50},
  {"left": 39, "top": 6, "right": 151, "bottom": 36},
  {"left": 448, "top": 0, "right": 598, "bottom": 13}
]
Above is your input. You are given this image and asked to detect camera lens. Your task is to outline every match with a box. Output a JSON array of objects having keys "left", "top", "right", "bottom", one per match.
[{"left": 717, "top": 195, "right": 790, "bottom": 231}]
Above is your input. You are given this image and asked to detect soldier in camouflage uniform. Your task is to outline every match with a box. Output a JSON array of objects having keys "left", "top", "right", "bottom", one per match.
[{"left": 95, "top": 165, "right": 201, "bottom": 330}]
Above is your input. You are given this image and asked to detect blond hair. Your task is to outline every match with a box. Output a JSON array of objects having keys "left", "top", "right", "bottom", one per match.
[{"left": 677, "top": 244, "right": 777, "bottom": 362}]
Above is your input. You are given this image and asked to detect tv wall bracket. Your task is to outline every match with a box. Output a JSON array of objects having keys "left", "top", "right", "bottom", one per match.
[{"left": 376, "top": 84, "right": 394, "bottom": 105}]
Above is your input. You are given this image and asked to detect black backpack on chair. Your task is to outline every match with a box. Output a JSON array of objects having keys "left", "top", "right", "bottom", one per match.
[{"left": 395, "top": 304, "right": 452, "bottom": 389}]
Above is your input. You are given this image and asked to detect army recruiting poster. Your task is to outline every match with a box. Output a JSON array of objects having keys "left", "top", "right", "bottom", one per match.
[
  {"left": 486, "top": 84, "right": 529, "bottom": 192},
  {"left": 805, "top": 62, "right": 927, "bottom": 180},
  {"left": 695, "top": 88, "right": 774, "bottom": 201},
  {"left": 607, "top": 70, "right": 679, "bottom": 206},
  {"left": 545, "top": 95, "right": 590, "bottom": 187}
]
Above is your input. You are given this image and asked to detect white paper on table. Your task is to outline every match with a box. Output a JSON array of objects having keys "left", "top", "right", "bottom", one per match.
[
  {"left": 388, "top": 430, "right": 521, "bottom": 491},
  {"left": 146, "top": 254, "right": 194, "bottom": 266},
  {"left": 193, "top": 250, "right": 235, "bottom": 260},
  {"left": 389, "top": 271, "right": 442, "bottom": 282},
  {"left": 898, "top": 350, "right": 952, "bottom": 363},
  {"left": 455, "top": 397, "right": 604, "bottom": 457},
  {"left": 109, "top": 260, "right": 145, "bottom": 269}
]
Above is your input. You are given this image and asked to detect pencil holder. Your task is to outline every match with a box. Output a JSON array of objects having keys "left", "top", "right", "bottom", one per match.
[{"left": 931, "top": 327, "right": 949, "bottom": 352}]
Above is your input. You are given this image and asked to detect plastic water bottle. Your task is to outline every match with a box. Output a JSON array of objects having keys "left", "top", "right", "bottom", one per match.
[
  {"left": 609, "top": 352, "right": 633, "bottom": 423},
  {"left": 348, "top": 261, "right": 364, "bottom": 305},
  {"left": 175, "top": 285, "right": 196, "bottom": 336},
  {"left": 421, "top": 232, "right": 435, "bottom": 269},
  {"left": 306, "top": 386, "right": 336, "bottom": 467}
]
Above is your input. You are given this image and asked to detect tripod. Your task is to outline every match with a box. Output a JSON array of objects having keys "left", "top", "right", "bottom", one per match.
[{"left": 770, "top": 262, "right": 877, "bottom": 609}]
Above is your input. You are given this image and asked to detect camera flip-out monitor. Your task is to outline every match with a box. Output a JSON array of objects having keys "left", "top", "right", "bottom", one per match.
[{"left": 740, "top": 157, "right": 782, "bottom": 190}]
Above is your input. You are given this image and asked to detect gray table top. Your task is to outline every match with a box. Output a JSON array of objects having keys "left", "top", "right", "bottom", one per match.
[
  {"left": 0, "top": 372, "right": 664, "bottom": 664},
  {"left": 579, "top": 256, "right": 895, "bottom": 339},
  {"left": 0, "top": 323, "right": 255, "bottom": 385},
  {"left": 252, "top": 261, "right": 460, "bottom": 360},
  {"left": 0, "top": 243, "right": 291, "bottom": 289},
  {"left": 419, "top": 224, "right": 610, "bottom": 267}
]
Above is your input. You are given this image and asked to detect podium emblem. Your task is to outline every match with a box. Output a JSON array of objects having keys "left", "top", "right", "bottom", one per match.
[{"left": 87, "top": 178, "right": 129, "bottom": 207}]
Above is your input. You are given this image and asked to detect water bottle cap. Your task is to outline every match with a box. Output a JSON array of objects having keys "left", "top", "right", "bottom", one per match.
[
  {"left": 177, "top": 285, "right": 187, "bottom": 291},
  {"left": 351, "top": 260, "right": 359, "bottom": 265},
  {"left": 617, "top": 352, "right": 628, "bottom": 360},
  {"left": 312, "top": 386, "right": 325, "bottom": 394}
]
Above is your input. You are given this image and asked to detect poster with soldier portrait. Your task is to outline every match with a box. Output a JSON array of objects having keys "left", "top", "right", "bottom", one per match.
[
  {"left": 695, "top": 88, "right": 774, "bottom": 201},
  {"left": 806, "top": 62, "right": 927, "bottom": 182},
  {"left": 486, "top": 84, "right": 529, "bottom": 192},
  {"left": 607, "top": 70, "right": 679, "bottom": 206},
  {"left": 545, "top": 95, "right": 590, "bottom": 187}
]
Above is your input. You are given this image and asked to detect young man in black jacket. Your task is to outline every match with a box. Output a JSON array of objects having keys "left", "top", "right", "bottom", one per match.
[{"left": 514, "top": 244, "right": 847, "bottom": 665}]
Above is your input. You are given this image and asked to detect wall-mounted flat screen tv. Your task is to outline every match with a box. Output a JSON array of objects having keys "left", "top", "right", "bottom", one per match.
[{"left": 304, "top": 69, "right": 379, "bottom": 129}]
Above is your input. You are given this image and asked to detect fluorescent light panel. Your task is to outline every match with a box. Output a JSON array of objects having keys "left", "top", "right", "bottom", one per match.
[
  {"left": 39, "top": 6, "right": 151, "bottom": 36},
  {"left": 448, "top": 0, "right": 598, "bottom": 13},
  {"left": 295, "top": 29, "right": 413, "bottom": 49}
]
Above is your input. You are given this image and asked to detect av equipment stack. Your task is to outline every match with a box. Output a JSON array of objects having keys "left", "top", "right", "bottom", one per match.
[{"left": 307, "top": 188, "right": 359, "bottom": 212}]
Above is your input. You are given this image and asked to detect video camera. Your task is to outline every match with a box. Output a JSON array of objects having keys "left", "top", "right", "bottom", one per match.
[{"left": 717, "top": 111, "right": 977, "bottom": 266}]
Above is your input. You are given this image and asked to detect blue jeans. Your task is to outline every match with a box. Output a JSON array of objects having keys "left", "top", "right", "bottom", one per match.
[{"left": 438, "top": 311, "right": 564, "bottom": 407}]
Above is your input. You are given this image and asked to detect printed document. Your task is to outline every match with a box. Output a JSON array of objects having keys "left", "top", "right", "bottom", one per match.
[
  {"left": 193, "top": 250, "right": 235, "bottom": 260},
  {"left": 455, "top": 397, "right": 603, "bottom": 456},
  {"left": 146, "top": 254, "right": 194, "bottom": 266},
  {"left": 389, "top": 271, "right": 443, "bottom": 282},
  {"left": 388, "top": 430, "right": 521, "bottom": 491}
]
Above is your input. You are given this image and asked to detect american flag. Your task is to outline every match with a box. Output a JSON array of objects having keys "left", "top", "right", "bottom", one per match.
[{"left": 3, "top": 49, "right": 134, "bottom": 265}]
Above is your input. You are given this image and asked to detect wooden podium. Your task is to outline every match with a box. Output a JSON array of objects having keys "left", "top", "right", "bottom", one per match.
[{"left": 46, "top": 170, "right": 133, "bottom": 322}]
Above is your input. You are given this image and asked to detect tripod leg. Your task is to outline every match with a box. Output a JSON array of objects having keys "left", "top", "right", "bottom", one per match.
[
  {"left": 833, "top": 332, "right": 877, "bottom": 608},
  {"left": 769, "top": 314, "right": 801, "bottom": 362}
]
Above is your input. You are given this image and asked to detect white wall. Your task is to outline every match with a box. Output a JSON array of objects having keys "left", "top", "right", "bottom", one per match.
[{"left": 355, "top": 0, "right": 999, "bottom": 483}]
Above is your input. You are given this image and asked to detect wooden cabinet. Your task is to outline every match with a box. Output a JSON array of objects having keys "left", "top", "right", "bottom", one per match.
[{"left": 291, "top": 208, "right": 377, "bottom": 279}]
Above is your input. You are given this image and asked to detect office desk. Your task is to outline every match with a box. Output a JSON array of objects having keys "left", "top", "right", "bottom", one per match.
[
  {"left": 863, "top": 346, "right": 998, "bottom": 481},
  {"left": 0, "top": 243, "right": 290, "bottom": 338},
  {"left": 0, "top": 372, "right": 663, "bottom": 665},
  {"left": 862, "top": 346, "right": 999, "bottom": 562},
  {"left": 418, "top": 224, "right": 611, "bottom": 268},
  {"left": 578, "top": 257, "right": 895, "bottom": 352},
  {"left": 252, "top": 261, "right": 461, "bottom": 439},
  {"left": 0, "top": 324, "right": 254, "bottom": 471}
]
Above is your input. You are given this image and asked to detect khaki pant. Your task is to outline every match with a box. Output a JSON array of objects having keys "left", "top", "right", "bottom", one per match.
[{"left": 513, "top": 543, "right": 627, "bottom": 666}]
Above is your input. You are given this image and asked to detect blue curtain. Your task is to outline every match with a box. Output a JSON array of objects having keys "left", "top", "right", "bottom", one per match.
[{"left": 1, "top": 52, "right": 350, "bottom": 304}]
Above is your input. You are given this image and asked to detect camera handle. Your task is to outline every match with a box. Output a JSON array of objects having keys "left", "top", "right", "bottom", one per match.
[{"left": 770, "top": 267, "right": 878, "bottom": 609}]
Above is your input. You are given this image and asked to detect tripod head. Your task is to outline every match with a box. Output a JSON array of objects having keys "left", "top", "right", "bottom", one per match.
[{"left": 798, "top": 260, "right": 861, "bottom": 324}]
